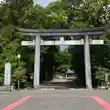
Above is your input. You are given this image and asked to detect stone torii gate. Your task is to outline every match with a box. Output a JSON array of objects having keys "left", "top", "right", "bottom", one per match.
[{"left": 16, "top": 27, "right": 105, "bottom": 89}]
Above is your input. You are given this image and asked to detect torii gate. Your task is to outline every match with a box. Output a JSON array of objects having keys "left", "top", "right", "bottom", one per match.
[{"left": 16, "top": 27, "right": 105, "bottom": 89}]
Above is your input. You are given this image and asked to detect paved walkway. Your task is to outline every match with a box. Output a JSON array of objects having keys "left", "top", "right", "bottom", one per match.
[{"left": 0, "top": 89, "right": 110, "bottom": 110}]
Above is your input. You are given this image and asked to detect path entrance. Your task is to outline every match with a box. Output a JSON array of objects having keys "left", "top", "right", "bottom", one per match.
[{"left": 17, "top": 27, "right": 105, "bottom": 89}]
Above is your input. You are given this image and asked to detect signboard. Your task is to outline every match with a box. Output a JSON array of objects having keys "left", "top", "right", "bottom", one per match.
[{"left": 4, "top": 63, "right": 11, "bottom": 86}]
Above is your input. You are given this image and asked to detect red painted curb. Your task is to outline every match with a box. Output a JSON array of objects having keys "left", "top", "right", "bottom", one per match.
[
  {"left": 2, "top": 96, "right": 31, "bottom": 110},
  {"left": 91, "top": 96, "right": 110, "bottom": 110}
]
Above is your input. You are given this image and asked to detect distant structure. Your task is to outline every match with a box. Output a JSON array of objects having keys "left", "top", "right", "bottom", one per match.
[{"left": 66, "top": 68, "right": 74, "bottom": 74}]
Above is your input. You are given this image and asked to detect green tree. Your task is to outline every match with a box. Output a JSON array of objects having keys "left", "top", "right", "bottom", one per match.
[{"left": 0, "top": 0, "right": 110, "bottom": 88}]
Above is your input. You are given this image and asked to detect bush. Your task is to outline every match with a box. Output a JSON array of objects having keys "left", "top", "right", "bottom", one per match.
[{"left": 94, "top": 66, "right": 110, "bottom": 86}]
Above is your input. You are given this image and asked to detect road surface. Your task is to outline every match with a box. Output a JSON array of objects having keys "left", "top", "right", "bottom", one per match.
[{"left": 0, "top": 89, "right": 110, "bottom": 110}]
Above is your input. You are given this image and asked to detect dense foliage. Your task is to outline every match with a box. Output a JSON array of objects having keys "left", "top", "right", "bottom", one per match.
[{"left": 0, "top": 0, "right": 110, "bottom": 88}]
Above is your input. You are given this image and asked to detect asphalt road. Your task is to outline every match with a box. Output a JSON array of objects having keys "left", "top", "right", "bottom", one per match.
[{"left": 0, "top": 89, "right": 110, "bottom": 110}]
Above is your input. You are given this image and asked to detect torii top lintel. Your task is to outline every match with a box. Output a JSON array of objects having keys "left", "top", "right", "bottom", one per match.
[{"left": 16, "top": 27, "right": 105, "bottom": 36}]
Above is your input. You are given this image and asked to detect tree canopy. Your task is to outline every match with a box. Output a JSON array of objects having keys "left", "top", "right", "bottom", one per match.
[{"left": 0, "top": 0, "right": 110, "bottom": 88}]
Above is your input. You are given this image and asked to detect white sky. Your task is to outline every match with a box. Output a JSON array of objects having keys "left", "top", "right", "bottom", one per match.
[{"left": 33, "top": 0, "right": 55, "bottom": 6}]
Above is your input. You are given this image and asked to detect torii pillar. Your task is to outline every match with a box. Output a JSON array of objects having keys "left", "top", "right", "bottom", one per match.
[
  {"left": 84, "top": 35, "right": 92, "bottom": 89},
  {"left": 34, "top": 36, "right": 40, "bottom": 88}
]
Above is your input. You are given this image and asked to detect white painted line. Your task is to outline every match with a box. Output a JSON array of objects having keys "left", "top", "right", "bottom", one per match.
[
  {"left": 41, "top": 88, "right": 55, "bottom": 90},
  {"left": 69, "top": 88, "right": 88, "bottom": 90}
]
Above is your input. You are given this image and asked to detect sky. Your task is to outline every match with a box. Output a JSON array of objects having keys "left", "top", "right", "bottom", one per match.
[{"left": 33, "top": 0, "right": 55, "bottom": 6}]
